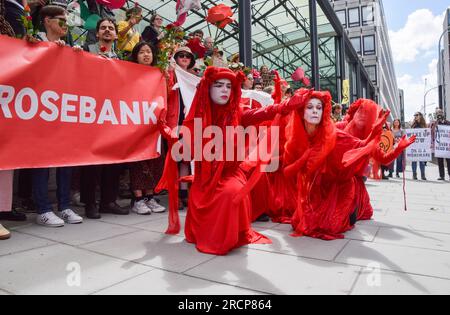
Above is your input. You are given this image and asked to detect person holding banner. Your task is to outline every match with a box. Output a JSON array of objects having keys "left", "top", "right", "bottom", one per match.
[
  {"left": 79, "top": 17, "right": 128, "bottom": 220},
  {"left": 84, "top": 17, "right": 119, "bottom": 59},
  {"left": 431, "top": 108, "right": 450, "bottom": 181},
  {"left": 127, "top": 41, "right": 166, "bottom": 215},
  {"left": 411, "top": 112, "right": 428, "bottom": 181}
]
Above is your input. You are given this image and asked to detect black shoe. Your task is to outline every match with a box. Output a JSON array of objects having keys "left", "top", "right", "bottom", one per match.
[
  {"left": 99, "top": 202, "right": 129, "bottom": 215},
  {"left": 0, "top": 209, "right": 27, "bottom": 221},
  {"left": 421, "top": 177, "right": 427, "bottom": 181},
  {"left": 396, "top": 173, "right": 400, "bottom": 178},
  {"left": 85, "top": 204, "right": 101, "bottom": 219},
  {"left": 413, "top": 174, "right": 418, "bottom": 180},
  {"left": 256, "top": 214, "right": 271, "bottom": 222},
  {"left": 388, "top": 172, "right": 393, "bottom": 178},
  {"left": 438, "top": 177, "right": 445, "bottom": 181},
  {"left": 382, "top": 175, "right": 389, "bottom": 180}
]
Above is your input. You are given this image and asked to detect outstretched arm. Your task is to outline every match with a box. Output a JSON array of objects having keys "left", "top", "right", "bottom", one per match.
[{"left": 373, "top": 135, "right": 416, "bottom": 165}]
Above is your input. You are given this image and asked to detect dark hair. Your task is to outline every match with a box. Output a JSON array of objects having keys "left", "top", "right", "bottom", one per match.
[
  {"left": 150, "top": 14, "right": 161, "bottom": 26},
  {"left": 393, "top": 119, "right": 402, "bottom": 129},
  {"left": 126, "top": 7, "right": 143, "bottom": 20},
  {"left": 130, "top": 42, "right": 158, "bottom": 66},
  {"left": 193, "top": 30, "right": 204, "bottom": 36},
  {"left": 40, "top": 5, "right": 66, "bottom": 24},
  {"left": 285, "top": 88, "right": 294, "bottom": 95},
  {"left": 96, "top": 18, "right": 118, "bottom": 33},
  {"left": 412, "top": 112, "right": 427, "bottom": 128}
]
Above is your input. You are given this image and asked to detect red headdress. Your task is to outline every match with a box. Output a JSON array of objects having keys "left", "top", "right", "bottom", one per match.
[
  {"left": 183, "top": 66, "right": 245, "bottom": 191},
  {"left": 343, "top": 99, "right": 382, "bottom": 140},
  {"left": 284, "top": 89, "right": 337, "bottom": 177}
]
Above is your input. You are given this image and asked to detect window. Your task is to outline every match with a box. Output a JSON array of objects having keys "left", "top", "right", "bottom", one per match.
[
  {"left": 362, "top": 6, "right": 374, "bottom": 26},
  {"left": 350, "top": 37, "right": 361, "bottom": 54},
  {"left": 366, "top": 65, "right": 377, "bottom": 84},
  {"left": 336, "top": 10, "right": 346, "bottom": 27},
  {"left": 348, "top": 7, "right": 360, "bottom": 27},
  {"left": 363, "top": 35, "right": 376, "bottom": 55}
]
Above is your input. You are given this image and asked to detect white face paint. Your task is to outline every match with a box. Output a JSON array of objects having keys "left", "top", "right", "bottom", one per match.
[
  {"left": 210, "top": 79, "right": 232, "bottom": 105},
  {"left": 304, "top": 98, "right": 323, "bottom": 125}
]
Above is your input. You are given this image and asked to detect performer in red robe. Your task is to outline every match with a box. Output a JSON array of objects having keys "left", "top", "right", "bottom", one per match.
[
  {"left": 337, "top": 99, "right": 413, "bottom": 221},
  {"left": 158, "top": 67, "right": 299, "bottom": 255},
  {"left": 284, "top": 92, "right": 415, "bottom": 240}
]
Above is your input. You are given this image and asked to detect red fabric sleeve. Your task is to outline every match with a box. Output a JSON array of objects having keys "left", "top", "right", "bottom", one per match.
[{"left": 240, "top": 104, "right": 281, "bottom": 127}]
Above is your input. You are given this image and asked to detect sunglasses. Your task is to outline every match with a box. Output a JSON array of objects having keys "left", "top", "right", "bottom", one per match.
[
  {"left": 177, "top": 53, "right": 192, "bottom": 59},
  {"left": 50, "top": 17, "right": 67, "bottom": 27}
]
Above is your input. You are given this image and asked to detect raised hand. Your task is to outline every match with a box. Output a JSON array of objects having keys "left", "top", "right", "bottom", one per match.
[{"left": 397, "top": 135, "right": 416, "bottom": 151}]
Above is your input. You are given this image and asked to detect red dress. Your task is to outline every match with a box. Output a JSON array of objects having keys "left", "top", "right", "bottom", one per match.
[
  {"left": 159, "top": 67, "right": 293, "bottom": 255},
  {"left": 284, "top": 92, "right": 389, "bottom": 240}
]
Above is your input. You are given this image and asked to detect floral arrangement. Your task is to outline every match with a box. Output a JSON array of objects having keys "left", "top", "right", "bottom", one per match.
[
  {"left": 20, "top": 5, "right": 38, "bottom": 37},
  {"left": 156, "top": 24, "right": 186, "bottom": 70}
]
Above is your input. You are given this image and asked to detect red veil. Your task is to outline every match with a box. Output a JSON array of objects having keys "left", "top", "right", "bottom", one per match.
[
  {"left": 284, "top": 89, "right": 337, "bottom": 177},
  {"left": 283, "top": 89, "right": 341, "bottom": 239},
  {"left": 182, "top": 67, "right": 271, "bottom": 255}
]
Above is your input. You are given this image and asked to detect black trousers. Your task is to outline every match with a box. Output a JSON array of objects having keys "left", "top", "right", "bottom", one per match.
[
  {"left": 438, "top": 158, "right": 450, "bottom": 178},
  {"left": 80, "top": 165, "right": 121, "bottom": 206}
]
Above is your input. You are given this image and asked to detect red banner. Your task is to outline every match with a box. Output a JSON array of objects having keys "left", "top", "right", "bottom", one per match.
[{"left": 0, "top": 35, "right": 166, "bottom": 170}]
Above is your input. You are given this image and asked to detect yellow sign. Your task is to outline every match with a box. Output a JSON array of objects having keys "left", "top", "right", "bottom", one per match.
[{"left": 342, "top": 79, "right": 350, "bottom": 104}]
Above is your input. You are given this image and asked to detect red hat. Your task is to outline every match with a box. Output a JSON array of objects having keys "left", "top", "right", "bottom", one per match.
[
  {"left": 183, "top": 67, "right": 245, "bottom": 189},
  {"left": 284, "top": 89, "right": 336, "bottom": 176}
]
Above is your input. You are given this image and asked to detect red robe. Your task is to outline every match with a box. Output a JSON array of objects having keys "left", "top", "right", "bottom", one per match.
[{"left": 185, "top": 105, "right": 283, "bottom": 255}]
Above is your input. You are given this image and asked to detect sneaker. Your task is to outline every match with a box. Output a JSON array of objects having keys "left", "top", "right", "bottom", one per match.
[
  {"left": 60, "top": 209, "right": 83, "bottom": 224},
  {"left": 36, "top": 212, "right": 65, "bottom": 227},
  {"left": 146, "top": 198, "right": 166, "bottom": 213},
  {"left": 132, "top": 200, "right": 152, "bottom": 215}
]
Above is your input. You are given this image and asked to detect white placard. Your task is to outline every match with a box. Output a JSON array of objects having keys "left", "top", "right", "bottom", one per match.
[
  {"left": 435, "top": 125, "right": 450, "bottom": 159},
  {"left": 405, "top": 128, "right": 432, "bottom": 162}
]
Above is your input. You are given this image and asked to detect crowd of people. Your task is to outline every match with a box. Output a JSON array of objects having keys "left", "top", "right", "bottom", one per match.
[{"left": 0, "top": 2, "right": 443, "bottom": 257}]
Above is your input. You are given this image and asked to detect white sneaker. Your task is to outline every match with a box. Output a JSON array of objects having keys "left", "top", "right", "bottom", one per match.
[
  {"left": 132, "top": 200, "right": 152, "bottom": 215},
  {"left": 146, "top": 198, "right": 166, "bottom": 213},
  {"left": 60, "top": 209, "right": 83, "bottom": 224},
  {"left": 36, "top": 212, "right": 65, "bottom": 227}
]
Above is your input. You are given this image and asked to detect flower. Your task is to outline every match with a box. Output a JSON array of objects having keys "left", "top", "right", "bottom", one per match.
[
  {"left": 186, "top": 38, "right": 206, "bottom": 59},
  {"left": 206, "top": 4, "right": 234, "bottom": 29},
  {"left": 100, "top": 45, "right": 107, "bottom": 52},
  {"left": 26, "top": 15, "right": 32, "bottom": 21},
  {"left": 24, "top": 5, "right": 31, "bottom": 13}
]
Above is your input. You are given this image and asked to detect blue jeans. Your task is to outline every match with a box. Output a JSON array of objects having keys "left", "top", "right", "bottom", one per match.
[
  {"left": 32, "top": 168, "right": 72, "bottom": 214},
  {"left": 396, "top": 153, "right": 405, "bottom": 174},
  {"left": 411, "top": 162, "right": 426, "bottom": 177}
]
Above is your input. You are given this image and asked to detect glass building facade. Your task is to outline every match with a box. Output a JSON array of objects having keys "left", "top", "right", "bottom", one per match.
[{"left": 85, "top": 0, "right": 375, "bottom": 104}]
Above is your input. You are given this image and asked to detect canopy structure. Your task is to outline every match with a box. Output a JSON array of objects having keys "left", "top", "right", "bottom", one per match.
[{"left": 86, "top": 0, "right": 376, "bottom": 104}]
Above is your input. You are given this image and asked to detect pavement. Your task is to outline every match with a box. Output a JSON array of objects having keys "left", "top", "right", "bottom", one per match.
[{"left": 1, "top": 164, "right": 450, "bottom": 295}]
